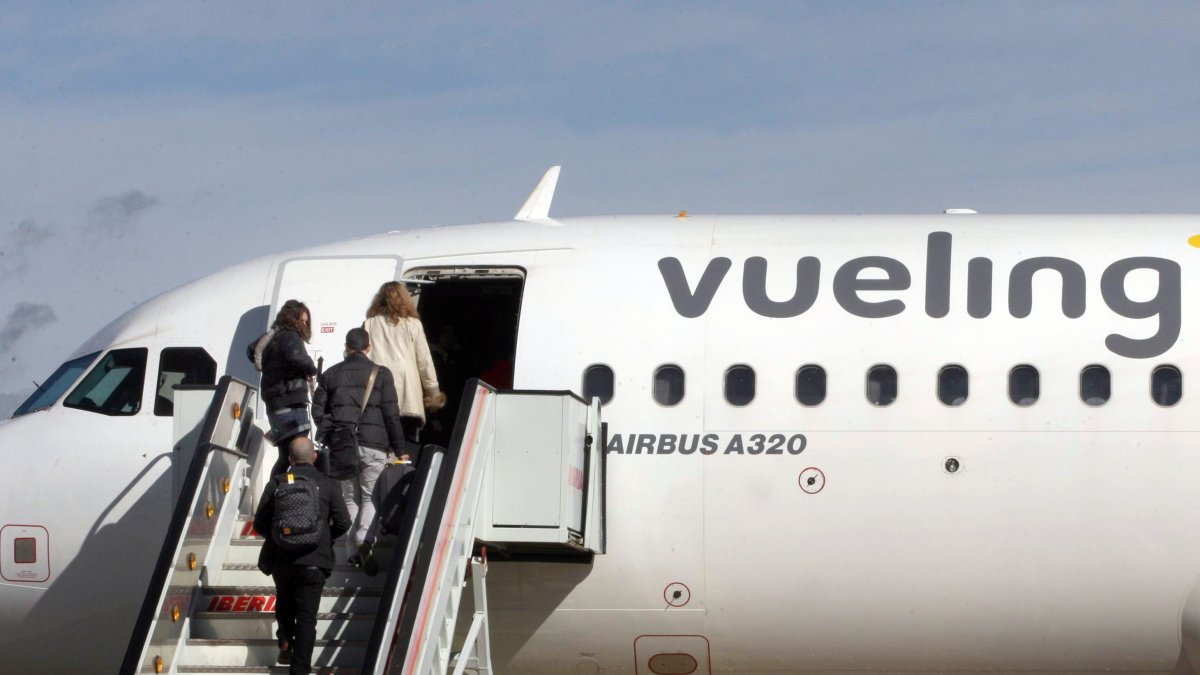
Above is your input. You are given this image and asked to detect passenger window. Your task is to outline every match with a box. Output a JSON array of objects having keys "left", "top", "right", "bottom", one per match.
[
  {"left": 1009, "top": 365, "right": 1039, "bottom": 406},
  {"left": 1151, "top": 365, "right": 1182, "bottom": 407},
  {"left": 582, "top": 364, "right": 614, "bottom": 406},
  {"left": 1080, "top": 365, "right": 1110, "bottom": 407},
  {"left": 155, "top": 348, "right": 218, "bottom": 416},
  {"left": 724, "top": 365, "right": 755, "bottom": 407},
  {"left": 866, "top": 365, "right": 897, "bottom": 407},
  {"left": 938, "top": 365, "right": 968, "bottom": 406},
  {"left": 64, "top": 348, "right": 149, "bottom": 416},
  {"left": 653, "top": 364, "right": 685, "bottom": 406},
  {"left": 794, "top": 364, "right": 826, "bottom": 407}
]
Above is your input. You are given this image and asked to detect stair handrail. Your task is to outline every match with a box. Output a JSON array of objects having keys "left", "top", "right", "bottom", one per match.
[
  {"left": 358, "top": 380, "right": 498, "bottom": 674},
  {"left": 120, "top": 376, "right": 259, "bottom": 675},
  {"left": 360, "top": 447, "right": 445, "bottom": 674},
  {"left": 399, "top": 379, "right": 498, "bottom": 674}
]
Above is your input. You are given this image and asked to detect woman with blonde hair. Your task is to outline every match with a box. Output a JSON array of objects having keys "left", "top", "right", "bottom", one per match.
[{"left": 363, "top": 281, "right": 445, "bottom": 458}]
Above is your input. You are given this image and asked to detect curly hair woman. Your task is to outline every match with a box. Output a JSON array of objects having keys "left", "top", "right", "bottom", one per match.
[
  {"left": 248, "top": 299, "right": 319, "bottom": 474},
  {"left": 362, "top": 282, "right": 445, "bottom": 459}
]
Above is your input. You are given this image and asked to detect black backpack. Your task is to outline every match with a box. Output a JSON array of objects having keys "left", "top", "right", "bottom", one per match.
[{"left": 272, "top": 472, "right": 322, "bottom": 551}]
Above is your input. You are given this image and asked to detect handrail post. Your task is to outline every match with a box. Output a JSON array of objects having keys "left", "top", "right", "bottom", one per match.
[{"left": 470, "top": 553, "right": 493, "bottom": 674}]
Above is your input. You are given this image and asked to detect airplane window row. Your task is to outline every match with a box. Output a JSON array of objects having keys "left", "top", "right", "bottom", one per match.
[
  {"left": 56, "top": 346, "right": 217, "bottom": 417},
  {"left": 581, "top": 363, "right": 1184, "bottom": 409}
]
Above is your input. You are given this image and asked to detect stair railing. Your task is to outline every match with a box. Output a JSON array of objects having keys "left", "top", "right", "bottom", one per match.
[
  {"left": 120, "top": 377, "right": 260, "bottom": 675},
  {"left": 359, "top": 380, "right": 498, "bottom": 675},
  {"left": 360, "top": 447, "right": 445, "bottom": 674}
]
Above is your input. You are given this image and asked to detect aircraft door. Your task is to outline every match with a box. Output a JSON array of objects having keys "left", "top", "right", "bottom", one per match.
[
  {"left": 403, "top": 267, "right": 525, "bottom": 448},
  {"left": 270, "top": 256, "right": 403, "bottom": 370}
]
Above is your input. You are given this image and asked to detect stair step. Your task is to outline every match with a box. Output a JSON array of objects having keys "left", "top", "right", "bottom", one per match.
[
  {"left": 175, "top": 662, "right": 357, "bottom": 667},
  {"left": 179, "top": 638, "right": 365, "bottom": 668},
  {"left": 216, "top": 562, "right": 391, "bottom": 589},
  {"left": 224, "top": 538, "right": 397, "bottom": 567},
  {"left": 199, "top": 586, "right": 381, "bottom": 614},
  {"left": 191, "top": 611, "right": 375, "bottom": 641},
  {"left": 232, "top": 517, "right": 263, "bottom": 541},
  {"left": 203, "top": 585, "right": 381, "bottom": 597}
]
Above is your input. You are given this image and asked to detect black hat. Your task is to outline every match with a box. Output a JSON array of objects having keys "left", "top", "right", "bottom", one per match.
[{"left": 345, "top": 327, "right": 370, "bottom": 351}]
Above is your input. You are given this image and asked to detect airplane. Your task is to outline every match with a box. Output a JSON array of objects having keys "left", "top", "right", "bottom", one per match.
[{"left": 2, "top": 166, "right": 1200, "bottom": 674}]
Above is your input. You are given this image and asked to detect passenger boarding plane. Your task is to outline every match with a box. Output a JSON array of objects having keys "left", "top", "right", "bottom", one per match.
[{"left": 3, "top": 166, "right": 1200, "bottom": 674}]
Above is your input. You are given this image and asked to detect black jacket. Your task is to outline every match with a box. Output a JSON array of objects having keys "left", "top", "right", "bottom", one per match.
[
  {"left": 247, "top": 329, "right": 318, "bottom": 410},
  {"left": 312, "top": 352, "right": 408, "bottom": 457},
  {"left": 254, "top": 463, "right": 351, "bottom": 572}
]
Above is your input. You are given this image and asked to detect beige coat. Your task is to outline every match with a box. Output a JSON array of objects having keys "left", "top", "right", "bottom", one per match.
[{"left": 363, "top": 315, "right": 439, "bottom": 423}]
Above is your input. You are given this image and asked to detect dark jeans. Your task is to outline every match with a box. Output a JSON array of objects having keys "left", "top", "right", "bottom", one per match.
[
  {"left": 268, "top": 407, "right": 312, "bottom": 476},
  {"left": 273, "top": 564, "right": 326, "bottom": 675}
]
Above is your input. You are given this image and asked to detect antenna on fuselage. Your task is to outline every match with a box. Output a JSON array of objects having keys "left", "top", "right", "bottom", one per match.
[{"left": 514, "top": 165, "right": 561, "bottom": 221}]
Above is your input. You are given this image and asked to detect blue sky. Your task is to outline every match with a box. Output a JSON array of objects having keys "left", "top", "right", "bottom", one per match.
[{"left": 1, "top": 1, "right": 1198, "bottom": 414}]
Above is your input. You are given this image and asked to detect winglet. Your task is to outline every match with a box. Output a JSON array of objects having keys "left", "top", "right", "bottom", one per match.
[{"left": 514, "top": 166, "right": 561, "bottom": 221}]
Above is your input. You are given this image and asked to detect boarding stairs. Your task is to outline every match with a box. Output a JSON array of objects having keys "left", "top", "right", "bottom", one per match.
[{"left": 123, "top": 378, "right": 605, "bottom": 675}]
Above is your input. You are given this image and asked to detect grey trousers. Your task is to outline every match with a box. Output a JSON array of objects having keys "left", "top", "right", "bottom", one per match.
[{"left": 339, "top": 444, "right": 388, "bottom": 548}]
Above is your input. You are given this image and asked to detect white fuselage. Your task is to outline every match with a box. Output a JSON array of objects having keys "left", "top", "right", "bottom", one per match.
[{"left": 2, "top": 214, "right": 1199, "bottom": 674}]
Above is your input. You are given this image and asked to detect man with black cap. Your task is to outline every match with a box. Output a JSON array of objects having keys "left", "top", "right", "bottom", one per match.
[{"left": 311, "top": 327, "right": 408, "bottom": 573}]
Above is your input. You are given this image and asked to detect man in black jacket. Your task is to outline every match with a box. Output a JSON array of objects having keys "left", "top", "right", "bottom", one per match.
[
  {"left": 254, "top": 437, "right": 352, "bottom": 674},
  {"left": 311, "top": 327, "right": 408, "bottom": 571}
]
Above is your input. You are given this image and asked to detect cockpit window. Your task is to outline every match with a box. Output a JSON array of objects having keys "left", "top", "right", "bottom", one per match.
[
  {"left": 155, "top": 347, "right": 218, "bottom": 416},
  {"left": 12, "top": 352, "right": 100, "bottom": 417},
  {"left": 63, "top": 348, "right": 148, "bottom": 416}
]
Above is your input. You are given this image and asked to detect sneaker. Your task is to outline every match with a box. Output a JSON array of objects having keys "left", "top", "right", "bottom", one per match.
[
  {"left": 277, "top": 642, "right": 292, "bottom": 665},
  {"left": 347, "top": 554, "right": 363, "bottom": 568}
]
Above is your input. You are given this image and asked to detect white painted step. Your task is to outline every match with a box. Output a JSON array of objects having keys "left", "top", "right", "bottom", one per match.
[
  {"left": 190, "top": 611, "right": 375, "bottom": 641},
  {"left": 177, "top": 638, "right": 364, "bottom": 668},
  {"left": 215, "top": 561, "right": 389, "bottom": 588},
  {"left": 175, "top": 662, "right": 357, "bottom": 667},
  {"left": 223, "top": 538, "right": 397, "bottom": 567}
]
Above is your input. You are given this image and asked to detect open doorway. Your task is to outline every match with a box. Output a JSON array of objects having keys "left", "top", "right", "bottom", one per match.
[{"left": 406, "top": 267, "right": 525, "bottom": 448}]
